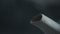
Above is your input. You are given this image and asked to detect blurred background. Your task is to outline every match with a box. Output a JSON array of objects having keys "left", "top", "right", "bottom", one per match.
[{"left": 0, "top": 0, "right": 60, "bottom": 34}]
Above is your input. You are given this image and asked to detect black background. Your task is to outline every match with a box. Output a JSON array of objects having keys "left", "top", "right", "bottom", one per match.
[
  {"left": 0, "top": 0, "right": 43, "bottom": 34},
  {"left": 0, "top": 0, "right": 60, "bottom": 34}
]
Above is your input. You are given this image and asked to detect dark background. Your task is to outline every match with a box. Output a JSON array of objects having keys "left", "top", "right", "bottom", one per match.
[
  {"left": 0, "top": 0, "right": 60, "bottom": 34},
  {"left": 0, "top": 0, "right": 43, "bottom": 34}
]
